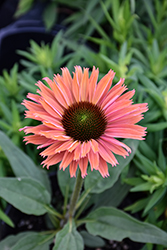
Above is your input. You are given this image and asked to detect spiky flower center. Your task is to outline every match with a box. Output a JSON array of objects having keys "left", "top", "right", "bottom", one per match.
[{"left": 62, "top": 101, "right": 107, "bottom": 142}]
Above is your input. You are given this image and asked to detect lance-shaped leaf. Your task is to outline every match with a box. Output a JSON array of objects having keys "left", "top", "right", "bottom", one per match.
[
  {"left": 0, "top": 232, "right": 54, "bottom": 250},
  {"left": 0, "top": 177, "right": 51, "bottom": 215},
  {"left": 85, "top": 207, "right": 167, "bottom": 245},
  {"left": 0, "top": 131, "right": 51, "bottom": 193},
  {"left": 53, "top": 220, "right": 84, "bottom": 250},
  {"left": 0, "top": 232, "right": 31, "bottom": 250},
  {"left": 0, "top": 208, "right": 14, "bottom": 228}
]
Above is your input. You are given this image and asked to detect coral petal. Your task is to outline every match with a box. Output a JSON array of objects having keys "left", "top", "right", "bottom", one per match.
[
  {"left": 69, "top": 161, "right": 78, "bottom": 177},
  {"left": 80, "top": 68, "right": 89, "bottom": 101},
  {"left": 98, "top": 142, "right": 118, "bottom": 166},
  {"left": 90, "top": 139, "right": 99, "bottom": 153},
  {"left": 98, "top": 156, "right": 109, "bottom": 177},
  {"left": 88, "top": 149, "right": 99, "bottom": 171},
  {"left": 59, "top": 151, "right": 74, "bottom": 170},
  {"left": 92, "top": 69, "right": 115, "bottom": 104},
  {"left": 81, "top": 141, "right": 91, "bottom": 157},
  {"left": 79, "top": 157, "right": 88, "bottom": 178}
]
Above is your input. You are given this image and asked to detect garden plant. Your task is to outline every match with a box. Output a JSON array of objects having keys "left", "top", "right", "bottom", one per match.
[{"left": 0, "top": 0, "right": 167, "bottom": 250}]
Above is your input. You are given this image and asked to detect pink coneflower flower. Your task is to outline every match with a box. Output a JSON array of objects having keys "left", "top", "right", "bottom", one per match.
[{"left": 20, "top": 66, "right": 148, "bottom": 178}]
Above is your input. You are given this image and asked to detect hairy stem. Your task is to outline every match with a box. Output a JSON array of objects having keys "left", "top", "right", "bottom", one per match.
[{"left": 68, "top": 169, "right": 83, "bottom": 219}]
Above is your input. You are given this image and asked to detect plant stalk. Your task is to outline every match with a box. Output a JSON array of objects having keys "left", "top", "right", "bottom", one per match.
[{"left": 68, "top": 169, "right": 83, "bottom": 219}]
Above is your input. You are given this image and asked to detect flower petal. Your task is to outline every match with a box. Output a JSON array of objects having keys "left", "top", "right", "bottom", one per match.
[
  {"left": 98, "top": 156, "right": 109, "bottom": 177},
  {"left": 43, "top": 77, "right": 68, "bottom": 108},
  {"left": 90, "top": 139, "right": 99, "bottom": 153},
  {"left": 74, "top": 142, "right": 81, "bottom": 160},
  {"left": 55, "top": 139, "right": 74, "bottom": 153},
  {"left": 69, "top": 161, "right": 78, "bottom": 177},
  {"left": 40, "top": 141, "right": 63, "bottom": 157},
  {"left": 81, "top": 141, "right": 91, "bottom": 157},
  {"left": 99, "top": 137, "right": 129, "bottom": 158},
  {"left": 105, "top": 125, "right": 147, "bottom": 140},
  {"left": 23, "top": 134, "right": 52, "bottom": 146},
  {"left": 89, "top": 66, "right": 99, "bottom": 102},
  {"left": 101, "top": 78, "right": 127, "bottom": 110},
  {"left": 92, "top": 69, "right": 115, "bottom": 104},
  {"left": 80, "top": 68, "right": 89, "bottom": 101},
  {"left": 88, "top": 149, "right": 99, "bottom": 171},
  {"left": 59, "top": 151, "right": 74, "bottom": 170},
  {"left": 98, "top": 142, "right": 118, "bottom": 166},
  {"left": 42, "top": 152, "right": 64, "bottom": 169},
  {"left": 79, "top": 157, "right": 88, "bottom": 178}
]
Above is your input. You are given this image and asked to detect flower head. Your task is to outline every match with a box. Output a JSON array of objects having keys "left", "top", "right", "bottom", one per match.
[{"left": 20, "top": 66, "right": 148, "bottom": 178}]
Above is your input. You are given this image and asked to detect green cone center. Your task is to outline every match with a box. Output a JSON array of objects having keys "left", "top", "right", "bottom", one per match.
[{"left": 62, "top": 101, "right": 107, "bottom": 142}]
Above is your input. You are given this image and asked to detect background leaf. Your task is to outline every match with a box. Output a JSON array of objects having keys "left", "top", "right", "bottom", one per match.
[
  {"left": 92, "top": 177, "right": 130, "bottom": 209},
  {"left": 0, "top": 208, "right": 14, "bottom": 228},
  {"left": 2, "top": 232, "right": 54, "bottom": 250},
  {"left": 43, "top": 3, "right": 57, "bottom": 30},
  {"left": 10, "top": 232, "right": 53, "bottom": 250},
  {"left": 0, "top": 131, "right": 51, "bottom": 194},
  {"left": 80, "top": 230, "right": 105, "bottom": 248},
  {"left": 0, "top": 177, "right": 51, "bottom": 215},
  {"left": 0, "top": 232, "right": 32, "bottom": 250},
  {"left": 86, "top": 206, "right": 167, "bottom": 245},
  {"left": 57, "top": 168, "right": 75, "bottom": 198}
]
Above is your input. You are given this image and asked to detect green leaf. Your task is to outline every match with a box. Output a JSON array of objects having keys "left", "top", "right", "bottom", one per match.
[
  {"left": 57, "top": 168, "right": 75, "bottom": 197},
  {"left": 80, "top": 230, "right": 105, "bottom": 248},
  {"left": 130, "top": 182, "right": 153, "bottom": 192},
  {"left": 11, "top": 233, "right": 53, "bottom": 250},
  {"left": 140, "top": 109, "right": 161, "bottom": 124},
  {"left": 143, "top": 187, "right": 167, "bottom": 214},
  {"left": 0, "top": 208, "right": 14, "bottom": 227},
  {"left": 138, "top": 74, "right": 165, "bottom": 108},
  {"left": 132, "top": 48, "right": 149, "bottom": 67},
  {"left": 14, "top": 0, "right": 34, "bottom": 17},
  {"left": 0, "top": 232, "right": 31, "bottom": 250},
  {"left": 11, "top": 100, "right": 20, "bottom": 128},
  {"left": 43, "top": 3, "right": 57, "bottom": 30},
  {"left": 138, "top": 141, "right": 156, "bottom": 161},
  {"left": 92, "top": 178, "right": 130, "bottom": 209},
  {"left": 134, "top": 150, "right": 157, "bottom": 175},
  {"left": 124, "top": 197, "right": 149, "bottom": 213},
  {"left": 0, "top": 131, "right": 51, "bottom": 194},
  {"left": 0, "top": 120, "right": 12, "bottom": 130},
  {"left": 85, "top": 206, "right": 167, "bottom": 245},
  {"left": 10, "top": 232, "right": 53, "bottom": 250},
  {"left": 144, "top": 122, "right": 167, "bottom": 132},
  {"left": 88, "top": 14, "right": 110, "bottom": 42},
  {"left": 100, "top": 0, "right": 118, "bottom": 30},
  {"left": 53, "top": 220, "right": 84, "bottom": 250},
  {"left": 0, "top": 103, "right": 12, "bottom": 124},
  {"left": 124, "top": 177, "right": 143, "bottom": 186},
  {"left": 158, "top": 140, "right": 166, "bottom": 172},
  {"left": 119, "top": 41, "right": 128, "bottom": 62},
  {"left": 0, "top": 177, "right": 51, "bottom": 215},
  {"left": 84, "top": 139, "right": 139, "bottom": 194}
]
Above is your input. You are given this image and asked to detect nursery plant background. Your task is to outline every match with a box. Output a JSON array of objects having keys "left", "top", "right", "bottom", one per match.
[{"left": 0, "top": 0, "right": 167, "bottom": 249}]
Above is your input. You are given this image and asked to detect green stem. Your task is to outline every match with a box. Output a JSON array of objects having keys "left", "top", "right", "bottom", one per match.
[
  {"left": 75, "top": 195, "right": 90, "bottom": 220},
  {"left": 44, "top": 204, "right": 63, "bottom": 219},
  {"left": 63, "top": 185, "right": 69, "bottom": 216},
  {"left": 68, "top": 169, "right": 83, "bottom": 219},
  {"left": 76, "top": 187, "right": 91, "bottom": 210},
  {"left": 76, "top": 218, "right": 94, "bottom": 227}
]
